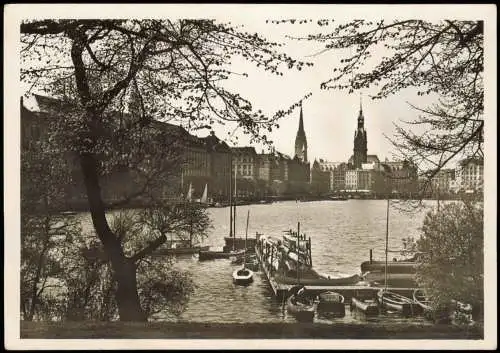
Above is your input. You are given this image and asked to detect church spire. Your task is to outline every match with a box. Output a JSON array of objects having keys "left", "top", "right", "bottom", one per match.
[
  {"left": 353, "top": 94, "right": 368, "bottom": 169},
  {"left": 298, "top": 102, "right": 304, "bottom": 133},
  {"left": 294, "top": 101, "right": 308, "bottom": 163},
  {"left": 358, "top": 93, "right": 364, "bottom": 129}
]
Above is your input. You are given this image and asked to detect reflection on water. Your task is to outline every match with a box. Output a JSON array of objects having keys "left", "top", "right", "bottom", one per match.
[{"left": 77, "top": 200, "right": 438, "bottom": 324}]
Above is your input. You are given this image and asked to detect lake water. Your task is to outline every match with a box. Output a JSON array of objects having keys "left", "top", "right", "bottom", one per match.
[{"left": 78, "top": 199, "right": 439, "bottom": 324}]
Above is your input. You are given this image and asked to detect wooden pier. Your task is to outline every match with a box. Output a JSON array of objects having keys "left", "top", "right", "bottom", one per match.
[{"left": 255, "top": 241, "right": 416, "bottom": 301}]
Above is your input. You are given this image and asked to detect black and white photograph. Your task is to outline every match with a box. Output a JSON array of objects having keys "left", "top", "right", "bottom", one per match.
[{"left": 4, "top": 3, "right": 496, "bottom": 350}]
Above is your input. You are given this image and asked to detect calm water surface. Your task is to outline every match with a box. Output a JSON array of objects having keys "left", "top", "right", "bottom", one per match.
[{"left": 78, "top": 199, "right": 439, "bottom": 324}]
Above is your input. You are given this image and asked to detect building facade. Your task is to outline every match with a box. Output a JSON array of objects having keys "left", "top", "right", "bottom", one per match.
[
  {"left": 380, "top": 160, "right": 418, "bottom": 194},
  {"left": 310, "top": 159, "right": 331, "bottom": 195},
  {"left": 231, "top": 147, "right": 259, "bottom": 198},
  {"left": 431, "top": 168, "right": 456, "bottom": 194},
  {"left": 455, "top": 157, "right": 484, "bottom": 193}
]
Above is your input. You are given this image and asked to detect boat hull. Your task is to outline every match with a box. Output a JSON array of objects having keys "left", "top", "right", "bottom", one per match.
[
  {"left": 377, "top": 290, "right": 419, "bottom": 317},
  {"left": 413, "top": 289, "right": 432, "bottom": 311},
  {"left": 286, "top": 295, "right": 316, "bottom": 322},
  {"left": 156, "top": 245, "right": 209, "bottom": 255},
  {"left": 363, "top": 271, "right": 417, "bottom": 288},
  {"left": 317, "top": 291, "right": 345, "bottom": 317},
  {"left": 232, "top": 268, "right": 254, "bottom": 286},
  {"left": 198, "top": 249, "right": 245, "bottom": 261},
  {"left": 224, "top": 237, "right": 257, "bottom": 252},
  {"left": 276, "top": 274, "right": 361, "bottom": 286},
  {"left": 351, "top": 297, "right": 379, "bottom": 316},
  {"left": 361, "top": 261, "right": 416, "bottom": 274}
]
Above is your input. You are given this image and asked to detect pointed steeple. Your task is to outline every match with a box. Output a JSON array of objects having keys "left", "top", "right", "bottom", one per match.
[
  {"left": 357, "top": 93, "right": 364, "bottom": 129},
  {"left": 294, "top": 101, "right": 308, "bottom": 163},
  {"left": 353, "top": 93, "right": 368, "bottom": 169}
]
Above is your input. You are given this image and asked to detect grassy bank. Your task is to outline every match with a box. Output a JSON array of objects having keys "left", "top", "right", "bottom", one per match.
[{"left": 21, "top": 321, "right": 483, "bottom": 339}]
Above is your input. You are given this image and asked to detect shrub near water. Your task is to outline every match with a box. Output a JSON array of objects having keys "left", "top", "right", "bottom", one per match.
[{"left": 415, "top": 201, "right": 484, "bottom": 324}]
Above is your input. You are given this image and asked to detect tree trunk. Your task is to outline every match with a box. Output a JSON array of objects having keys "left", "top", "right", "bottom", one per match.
[
  {"left": 113, "top": 258, "right": 146, "bottom": 321},
  {"left": 79, "top": 152, "right": 146, "bottom": 321}
]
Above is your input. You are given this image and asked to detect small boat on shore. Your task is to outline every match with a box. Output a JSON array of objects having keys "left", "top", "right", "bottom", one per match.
[
  {"left": 317, "top": 291, "right": 345, "bottom": 317},
  {"left": 377, "top": 289, "right": 418, "bottom": 317},
  {"left": 199, "top": 249, "right": 245, "bottom": 261},
  {"left": 351, "top": 297, "right": 380, "bottom": 316},
  {"left": 232, "top": 267, "right": 254, "bottom": 286}
]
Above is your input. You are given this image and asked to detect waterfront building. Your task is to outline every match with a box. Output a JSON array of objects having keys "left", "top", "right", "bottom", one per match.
[
  {"left": 256, "top": 150, "right": 291, "bottom": 197},
  {"left": 455, "top": 157, "right": 484, "bottom": 193},
  {"left": 345, "top": 170, "right": 358, "bottom": 191},
  {"left": 310, "top": 159, "right": 331, "bottom": 195},
  {"left": 311, "top": 159, "right": 345, "bottom": 193},
  {"left": 21, "top": 93, "right": 233, "bottom": 208},
  {"left": 344, "top": 168, "right": 381, "bottom": 193},
  {"left": 380, "top": 160, "right": 418, "bottom": 194},
  {"left": 331, "top": 162, "right": 348, "bottom": 192},
  {"left": 231, "top": 147, "right": 259, "bottom": 198},
  {"left": 231, "top": 147, "right": 258, "bottom": 180},
  {"left": 431, "top": 168, "right": 456, "bottom": 194},
  {"left": 203, "top": 132, "right": 232, "bottom": 201}
]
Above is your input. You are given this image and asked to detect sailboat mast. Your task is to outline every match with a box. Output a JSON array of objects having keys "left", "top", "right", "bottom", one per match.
[
  {"left": 385, "top": 198, "right": 389, "bottom": 290},
  {"left": 189, "top": 216, "right": 193, "bottom": 248},
  {"left": 297, "top": 221, "right": 300, "bottom": 285},
  {"left": 233, "top": 167, "right": 237, "bottom": 238},
  {"left": 229, "top": 157, "right": 233, "bottom": 238},
  {"left": 244, "top": 210, "right": 249, "bottom": 269}
]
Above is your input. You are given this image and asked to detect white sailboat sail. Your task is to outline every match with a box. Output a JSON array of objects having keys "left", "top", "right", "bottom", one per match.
[
  {"left": 200, "top": 183, "right": 208, "bottom": 204},
  {"left": 186, "top": 182, "right": 193, "bottom": 202}
]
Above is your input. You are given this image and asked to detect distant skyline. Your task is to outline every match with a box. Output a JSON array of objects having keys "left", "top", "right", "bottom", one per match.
[
  {"left": 184, "top": 18, "right": 439, "bottom": 165},
  {"left": 18, "top": 5, "right": 491, "bottom": 169}
]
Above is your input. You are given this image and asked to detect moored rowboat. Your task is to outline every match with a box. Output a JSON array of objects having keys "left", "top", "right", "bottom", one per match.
[
  {"left": 317, "top": 291, "right": 345, "bottom": 317},
  {"left": 286, "top": 294, "right": 317, "bottom": 322},
  {"left": 413, "top": 289, "right": 431, "bottom": 311},
  {"left": 351, "top": 297, "right": 379, "bottom": 316},
  {"left": 377, "top": 289, "right": 418, "bottom": 317},
  {"left": 232, "top": 267, "right": 254, "bottom": 286}
]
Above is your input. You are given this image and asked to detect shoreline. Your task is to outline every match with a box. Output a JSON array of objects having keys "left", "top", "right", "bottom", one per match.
[{"left": 21, "top": 321, "right": 484, "bottom": 339}]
